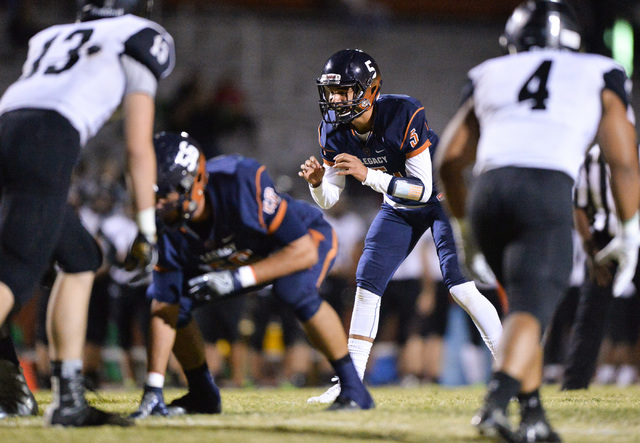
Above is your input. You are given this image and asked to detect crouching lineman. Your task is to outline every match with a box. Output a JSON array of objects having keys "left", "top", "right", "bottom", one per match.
[{"left": 130, "top": 132, "right": 374, "bottom": 418}]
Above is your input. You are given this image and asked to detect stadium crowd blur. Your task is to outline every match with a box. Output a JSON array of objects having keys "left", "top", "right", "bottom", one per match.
[{"left": 2, "top": 0, "right": 640, "bottom": 391}]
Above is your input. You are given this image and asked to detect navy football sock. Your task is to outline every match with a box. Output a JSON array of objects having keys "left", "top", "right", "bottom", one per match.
[
  {"left": 330, "top": 354, "right": 373, "bottom": 408},
  {"left": 184, "top": 363, "right": 220, "bottom": 398}
]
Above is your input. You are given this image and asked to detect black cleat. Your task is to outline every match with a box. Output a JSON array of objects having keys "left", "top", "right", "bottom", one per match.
[
  {"left": 130, "top": 389, "right": 179, "bottom": 419},
  {"left": 326, "top": 395, "right": 365, "bottom": 411},
  {"left": 0, "top": 360, "right": 38, "bottom": 418},
  {"left": 167, "top": 391, "right": 221, "bottom": 414},
  {"left": 471, "top": 403, "right": 516, "bottom": 442},
  {"left": 45, "top": 402, "right": 133, "bottom": 427},
  {"left": 515, "top": 418, "right": 562, "bottom": 442}
]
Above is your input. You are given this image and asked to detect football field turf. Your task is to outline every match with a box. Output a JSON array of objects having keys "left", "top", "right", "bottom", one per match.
[{"left": 1, "top": 384, "right": 639, "bottom": 442}]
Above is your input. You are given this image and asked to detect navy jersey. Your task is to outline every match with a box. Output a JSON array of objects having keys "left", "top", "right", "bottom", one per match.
[
  {"left": 153, "top": 155, "right": 327, "bottom": 295},
  {"left": 318, "top": 94, "right": 441, "bottom": 203}
]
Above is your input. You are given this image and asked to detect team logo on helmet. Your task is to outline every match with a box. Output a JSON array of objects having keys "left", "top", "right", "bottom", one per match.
[{"left": 153, "top": 131, "right": 208, "bottom": 230}]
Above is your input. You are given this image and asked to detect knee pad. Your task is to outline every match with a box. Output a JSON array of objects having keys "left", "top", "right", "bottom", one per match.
[{"left": 349, "top": 287, "right": 381, "bottom": 339}]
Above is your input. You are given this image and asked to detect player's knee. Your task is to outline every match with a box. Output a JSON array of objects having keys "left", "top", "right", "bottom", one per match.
[
  {"left": 349, "top": 287, "right": 381, "bottom": 339},
  {"left": 291, "top": 295, "right": 323, "bottom": 323}
]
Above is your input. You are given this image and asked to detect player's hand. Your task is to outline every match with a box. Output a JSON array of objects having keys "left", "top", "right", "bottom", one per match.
[
  {"left": 595, "top": 214, "right": 640, "bottom": 297},
  {"left": 299, "top": 156, "right": 325, "bottom": 187},
  {"left": 188, "top": 270, "right": 243, "bottom": 302},
  {"left": 124, "top": 232, "right": 158, "bottom": 283},
  {"left": 450, "top": 217, "right": 497, "bottom": 286},
  {"left": 333, "top": 153, "right": 368, "bottom": 182}
]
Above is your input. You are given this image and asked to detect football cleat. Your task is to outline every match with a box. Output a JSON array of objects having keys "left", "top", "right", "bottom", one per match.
[
  {"left": 515, "top": 418, "right": 562, "bottom": 442},
  {"left": 0, "top": 360, "right": 38, "bottom": 418},
  {"left": 167, "top": 390, "right": 221, "bottom": 414},
  {"left": 130, "top": 389, "right": 180, "bottom": 419},
  {"left": 307, "top": 377, "right": 341, "bottom": 404},
  {"left": 471, "top": 403, "right": 515, "bottom": 442},
  {"left": 325, "top": 395, "right": 361, "bottom": 411},
  {"left": 45, "top": 403, "right": 132, "bottom": 427}
]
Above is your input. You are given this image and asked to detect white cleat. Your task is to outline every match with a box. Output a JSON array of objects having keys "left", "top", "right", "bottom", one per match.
[{"left": 307, "top": 378, "right": 341, "bottom": 404}]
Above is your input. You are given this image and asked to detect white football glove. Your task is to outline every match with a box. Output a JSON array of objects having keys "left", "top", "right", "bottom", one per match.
[
  {"left": 595, "top": 212, "right": 640, "bottom": 297},
  {"left": 450, "top": 217, "right": 497, "bottom": 286}
]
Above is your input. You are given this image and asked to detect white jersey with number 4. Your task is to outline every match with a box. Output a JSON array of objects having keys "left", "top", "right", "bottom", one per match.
[
  {"left": 0, "top": 14, "right": 175, "bottom": 145},
  {"left": 469, "top": 49, "right": 630, "bottom": 182}
]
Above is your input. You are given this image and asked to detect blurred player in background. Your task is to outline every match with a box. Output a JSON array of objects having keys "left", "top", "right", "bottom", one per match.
[
  {"left": 0, "top": 0, "right": 174, "bottom": 426},
  {"left": 436, "top": 1, "right": 639, "bottom": 440}
]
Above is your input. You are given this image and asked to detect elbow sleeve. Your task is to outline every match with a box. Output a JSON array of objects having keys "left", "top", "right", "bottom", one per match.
[{"left": 387, "top": 176, "right": 427, "bottom": 202}]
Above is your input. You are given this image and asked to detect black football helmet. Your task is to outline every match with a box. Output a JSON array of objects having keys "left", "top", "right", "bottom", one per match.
[
  {"left": 500, "top": 0, "right": 582, "bottom": 54},
  {"left": 77, "top": 0, "right": 154, "bottom": 22},
  {"left": 154, "top": 131, "right": 207, "bottom": 229},
  {"left": 317, "top": 49, "right": 382, "bottom": 125}
]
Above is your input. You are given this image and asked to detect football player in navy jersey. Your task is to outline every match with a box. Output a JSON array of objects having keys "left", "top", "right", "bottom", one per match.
[
  {"left": 130, "top": 131, "right": 373, "bottom": 418},
  {"left": 436, "top": 1, "right": 639, "bottom": 441},
  {"left": 0, "top": 0, "right": 174, "bottom": 426},
  {"left": 299, "top": 48, "right": 503, "bottom": 405}
]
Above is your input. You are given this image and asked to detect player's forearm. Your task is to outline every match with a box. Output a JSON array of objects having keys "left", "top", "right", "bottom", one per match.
[
  {"left": 251, "top": 234, "right": 318, "bottom": 283},
  {"left": 309, "top": 167, "right": 344, "bottom": 209},
  {"left": 124, "top": 92, "right": 157, "bottom": 213}
]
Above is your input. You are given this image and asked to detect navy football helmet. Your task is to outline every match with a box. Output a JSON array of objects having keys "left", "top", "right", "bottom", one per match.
[
  {"left": 317, "top": 49, "right": 382, "bottom": 125},
  {"left": 154, "top": 131, "right": 207, "bottom": 229},
  {"left": 77, "top": 0, "right": 154, "bottom": 22},
  {"left": 500, "top": 0, "right": 582, "bottom": 54}
]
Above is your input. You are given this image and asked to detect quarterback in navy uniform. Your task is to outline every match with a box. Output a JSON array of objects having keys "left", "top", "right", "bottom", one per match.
[
  {"left": 299, "top": 49, "right": 503, "bottom": 404},
  {"left": 130, "top": 132, "right": 373, "bottom": 418},
  {"left": 0, "top": 0, "right": 174, "bottom": 426},
  {"left": 436, "top": 1, "right": 639, "bottom": 441}
]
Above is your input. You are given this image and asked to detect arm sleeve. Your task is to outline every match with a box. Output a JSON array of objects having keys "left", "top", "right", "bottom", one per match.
[
  {"left": 404, "top": 148, "right": 433, "bottom": 203},
  {"left": 309, "top": 164, "right": 345, "bottom": 209}
]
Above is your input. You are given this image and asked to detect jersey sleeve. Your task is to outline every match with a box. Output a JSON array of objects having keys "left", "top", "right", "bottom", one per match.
[
  {"left": 318, "top": 122, "right": 339, "bottom": 166},
  {"left": 123, "top": 25, "right": 175, "bottom": 80},
  {"left": 398, "top": 104, "right": 436, "bottom": 160},
  {"left": 603, "top": 67, "right": 631, "bottom": 108},
  {"left": 237, "top": 161, "right": 309, "bottom": 245}
]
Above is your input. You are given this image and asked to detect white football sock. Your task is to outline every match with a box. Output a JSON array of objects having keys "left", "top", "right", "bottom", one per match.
[
  {"left": 347, "top": 287, "right": 381, "bottom": 380},
  {"left": 449, "top": 281, "right": 502, "bottom": 357}
]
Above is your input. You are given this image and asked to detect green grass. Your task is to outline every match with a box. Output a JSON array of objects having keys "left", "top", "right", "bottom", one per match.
[{"left": 1, "top": 384, "right": 640, "bottom": 442}]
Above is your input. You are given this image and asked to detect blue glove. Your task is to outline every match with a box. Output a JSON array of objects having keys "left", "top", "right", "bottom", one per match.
[{"left": 188, "top": 270, "right": 244, "bottom": 302}]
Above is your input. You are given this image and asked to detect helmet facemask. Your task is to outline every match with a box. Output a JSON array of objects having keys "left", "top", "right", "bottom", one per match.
[
  {"left": 316, "top": 49, "right": 381, "bottom": 126},
  {"left": 318, "top": 78, "right": 370, "bottom": 125}
]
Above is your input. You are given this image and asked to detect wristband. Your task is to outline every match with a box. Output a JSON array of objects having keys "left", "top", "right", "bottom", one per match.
[
  {"left": 136, "top": 207, "right": 157, "bottom": 238},
  {"left": 237, "top": 265, "right": 257, "bottom": 287}
]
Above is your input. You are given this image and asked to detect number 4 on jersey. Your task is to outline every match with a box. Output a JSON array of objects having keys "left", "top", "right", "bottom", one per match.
[{"left": 518, "top": 60, "right": 552, "bottom": 110}]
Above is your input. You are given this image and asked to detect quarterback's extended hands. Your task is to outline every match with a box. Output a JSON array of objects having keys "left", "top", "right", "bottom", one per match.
[
  {"left": 595, "top": 212, "right": 640, "bottom": 297},
  {"left": 188, "top": 270, "right": 244, "bottom": 302},
  {"left": 124, "top": 232, "right": 158, "bottom": 282}
]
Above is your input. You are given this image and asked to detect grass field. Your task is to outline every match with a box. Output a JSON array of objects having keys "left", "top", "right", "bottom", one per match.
[{"left": 1, "top": 384, "right": 639, "bottom": 442}]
